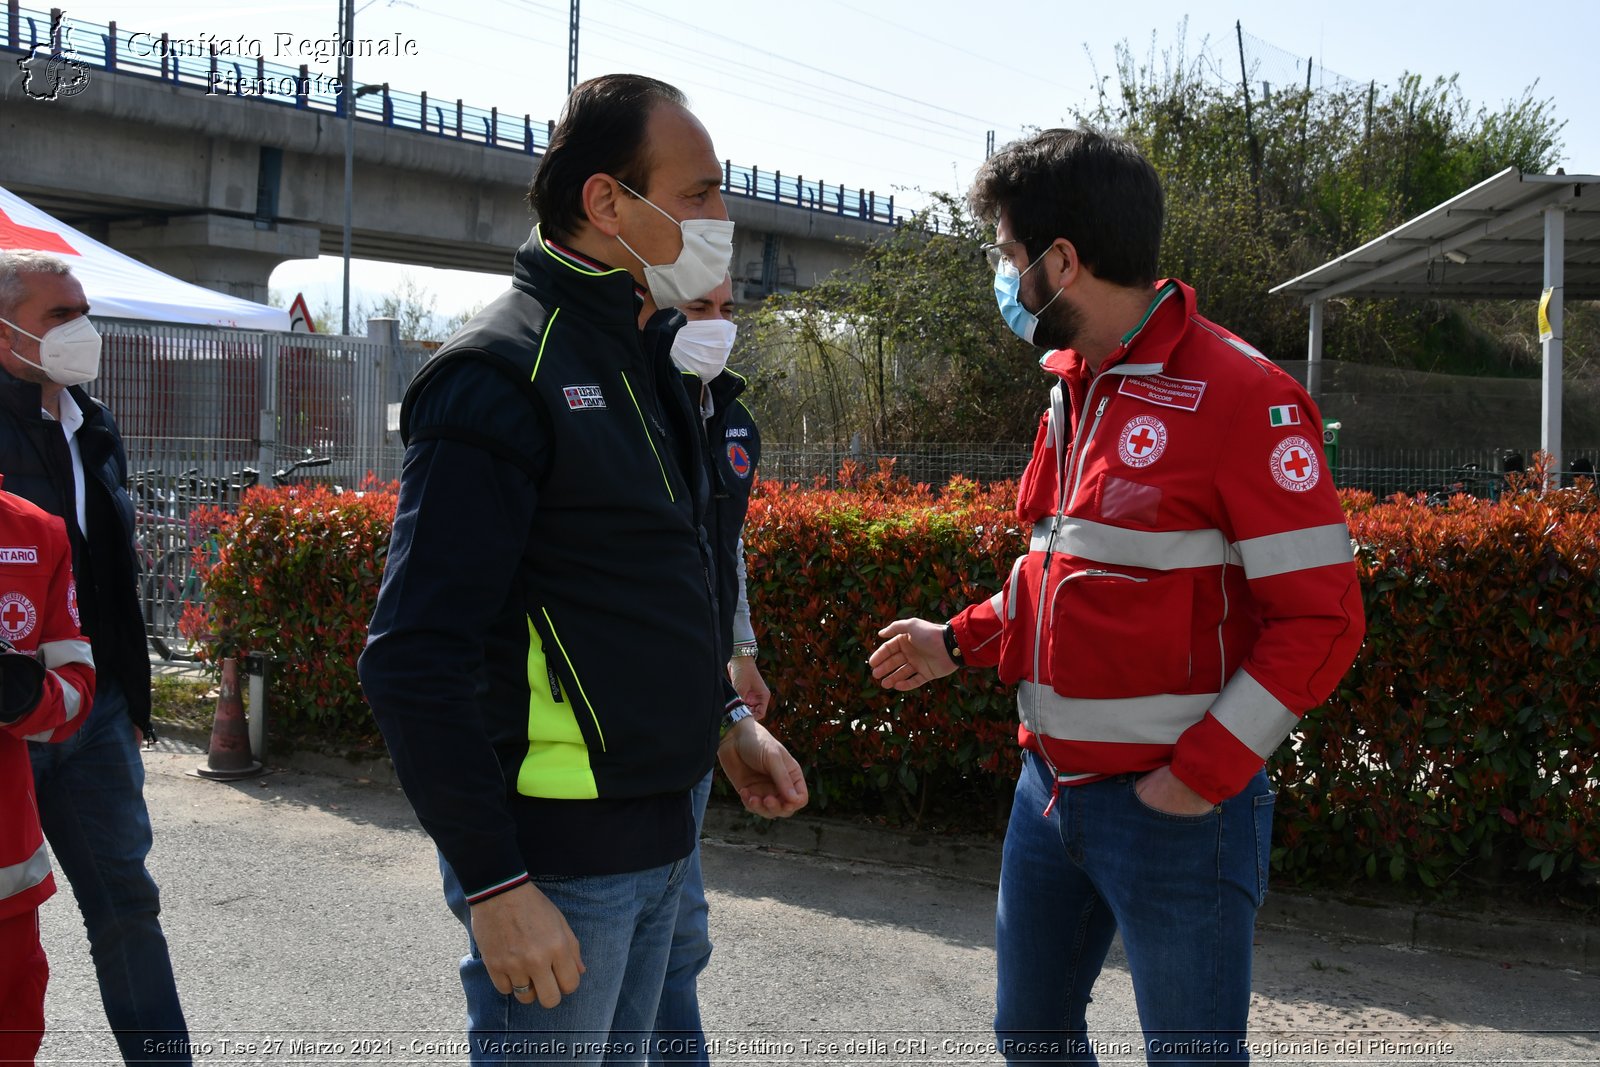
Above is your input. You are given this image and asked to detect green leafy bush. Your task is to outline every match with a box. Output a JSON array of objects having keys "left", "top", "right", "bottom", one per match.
[
  {"left": 184, "top": 462, "right": 1600, "bottom": 898},
  {"left": 183, "top": 479, "right": 396, "bottom": 748}
]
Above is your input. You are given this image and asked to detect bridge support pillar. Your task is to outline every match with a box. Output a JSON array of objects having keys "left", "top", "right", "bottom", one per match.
[{"left": 106, "top": 214, "right": 321, "bottom": 305}]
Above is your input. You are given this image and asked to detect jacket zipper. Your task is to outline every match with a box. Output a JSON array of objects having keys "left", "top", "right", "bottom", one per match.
[
  {"left": 618, "top": 369, "right": 678, "bottom": 502},
  {"left": 1029, "top": 390, "right": 1111, "bottom": 742},
  {"left": 1030, "top": 386, "right": 1115, "bottom": 818}
]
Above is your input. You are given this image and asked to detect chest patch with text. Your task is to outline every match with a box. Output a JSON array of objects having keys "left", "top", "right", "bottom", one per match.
[
  {"left": 1118, "top": 374, "right": 1207, "bottom": 412},
  {"left": 562, "top": 385, "right": 606, "bottom": 411}
]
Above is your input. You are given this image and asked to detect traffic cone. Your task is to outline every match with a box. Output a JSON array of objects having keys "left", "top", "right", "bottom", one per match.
[{"left": 193, "top": 657, "right": 263, "bottom": 780}]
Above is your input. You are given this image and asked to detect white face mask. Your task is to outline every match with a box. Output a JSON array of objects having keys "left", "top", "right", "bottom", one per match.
[
  {"left": 670, "top": 319, "right": 737, "bottom": 379},
  {"left": 614, "top": 180, "right": 735, "bottom": 307},
  {"left": 0, "top": 314, "right": 102, "bottom": 386}
]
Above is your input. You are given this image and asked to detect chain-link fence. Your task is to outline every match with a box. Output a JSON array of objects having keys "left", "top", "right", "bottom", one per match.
[
  {"left": 758, "top": 441, "right": 1596, "bottom": 499},
  {"left": 758, "top": 442, "right": 1035, "bottom": 489},
  {"left": 95, "top": 317, "right": 430, "bottom": 662}
]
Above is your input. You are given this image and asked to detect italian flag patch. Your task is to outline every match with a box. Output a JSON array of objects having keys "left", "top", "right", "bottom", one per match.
[{"left": 1268, "top": 404, "right": 1300, "bottom": 427}]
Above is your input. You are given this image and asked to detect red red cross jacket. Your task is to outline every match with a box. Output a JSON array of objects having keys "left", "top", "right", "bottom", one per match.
[
  {"left": 1, "top": 483, "right": 96, "bottom": 921},
  {"left": 949, "top": 280, "right": 1365, "bottom": 804}
]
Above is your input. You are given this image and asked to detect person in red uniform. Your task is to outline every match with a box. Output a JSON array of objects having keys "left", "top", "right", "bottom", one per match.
[
  {"left": 0, "top": 480, "right": 96, "bottom": 1066},
  {"left": 870, "top": 128, "right": 1365, "bottom": 1065}
]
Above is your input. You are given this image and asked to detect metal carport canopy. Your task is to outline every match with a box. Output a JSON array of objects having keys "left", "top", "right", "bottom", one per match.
[{"left": 1270, "top": 167, "right": 1600, "bottom": 475}]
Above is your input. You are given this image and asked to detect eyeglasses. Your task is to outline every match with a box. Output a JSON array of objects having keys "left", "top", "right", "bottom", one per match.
[{"left": 980, "top": 239, "right": 1030, "bottom": 275}]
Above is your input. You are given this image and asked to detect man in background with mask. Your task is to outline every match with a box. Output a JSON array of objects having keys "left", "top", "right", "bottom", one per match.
[
  {"left": 0, "top": 250, "right": 193, "bottom": 1065},
  {"left": 868, "top": 129, "right": 1364, "bottom": 1064},
  {"left": 650, "top": 276, "right": 771, "bottom": 1066},
  {"left": 360, "top": 75, "right": 806, "bottom": 1062}
]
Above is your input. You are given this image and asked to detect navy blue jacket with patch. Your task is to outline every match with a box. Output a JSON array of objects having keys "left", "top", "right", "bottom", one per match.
[{"left": 359, "top": 230, "right": 731, "bottom": 899}]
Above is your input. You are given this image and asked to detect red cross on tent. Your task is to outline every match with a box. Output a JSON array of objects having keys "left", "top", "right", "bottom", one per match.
[{"left": 0, "top": 206, "right": 78, "bottom": 256}]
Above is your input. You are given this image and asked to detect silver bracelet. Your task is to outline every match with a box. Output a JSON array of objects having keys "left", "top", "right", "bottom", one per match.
[{"left": 731, "top": 641, "right": 759, "bottom": 660}]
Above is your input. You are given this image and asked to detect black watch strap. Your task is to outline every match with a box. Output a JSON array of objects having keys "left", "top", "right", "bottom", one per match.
[{"left": 942, "top": 624, "right": 964, "bottom": 666}]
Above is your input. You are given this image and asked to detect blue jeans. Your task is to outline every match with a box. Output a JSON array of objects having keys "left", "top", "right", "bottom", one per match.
[
  {"left": 442, "top": 852, "right": 689, "bottom": 1066},
  {"left": 648, "top": 772, "right": 713, "bottom": 1066},
  {"left": 994, "top": 752, "right": 1273, "bottom": 1066},
  {"left": 29, "top": 679, "right": 191, "bottom": 1065}
]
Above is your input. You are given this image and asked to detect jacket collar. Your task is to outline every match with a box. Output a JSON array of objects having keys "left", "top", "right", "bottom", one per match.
[
  {"left": 511, "top": 225, "right": 648, "bottom": 326},
  {"left": 0, "top": 365, "right": 103, "bottom": 426},
  {"left": 1040, "top": 279, "right": 1193, "bottom": 382}
]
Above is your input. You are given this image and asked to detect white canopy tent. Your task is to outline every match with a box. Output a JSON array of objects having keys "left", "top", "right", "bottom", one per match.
[
  {"left": 0, "top": 184, "right": 291, "bottom": 331},
  {"left": 1272, "top": 168, "right": 1600, "bottom": 475}
]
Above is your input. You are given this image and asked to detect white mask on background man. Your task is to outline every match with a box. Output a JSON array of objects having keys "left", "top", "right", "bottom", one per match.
[
  {"left": 0, "top": 314, "right": 102, "bottom": 386},
  {"left": 670, "top": 319, "right": 737, "bottom": 379},
  {"left": 614, "top": 180, "right": 735, "bottom": 307}
]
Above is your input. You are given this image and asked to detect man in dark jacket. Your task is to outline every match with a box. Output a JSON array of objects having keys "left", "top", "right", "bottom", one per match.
[
  {"left": 0, "top": 250, "right": 191, "bottom": 1064},
  {"left": 651, "top": 276, "right": 772, "bottom": 1065},
  {"left": 359, "top": 74, "right": 806, "bottom": 1061}
]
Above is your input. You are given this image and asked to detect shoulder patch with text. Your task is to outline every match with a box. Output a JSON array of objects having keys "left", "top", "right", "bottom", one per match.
[
  {"left": 1270, "top": 435, "right": 1320, "bottom": 492},
  {"left": 726, "top": 443, "right": 752, "bottom": 479},
  {"left": 1118, "top": 374, "right": 1207, "bottom": 412},
  {"left": 562, "top": 385, "right": 606, "bottom": 411},
  {"left": 0, "top": 547, "right": 39, "bottom": 565}
]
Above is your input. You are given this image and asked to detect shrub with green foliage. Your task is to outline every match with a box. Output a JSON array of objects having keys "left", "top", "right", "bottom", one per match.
[
  {"left": 741, "top": 461, "right": 1025, "bottom": 830},
  {"left": 186, "top": 463, "right": 1599, "bottom": 897},
  {"left": 1275, "top": 475, "right": 1600, "bottom": 893},
  {"left": 183, "top": 480, "right": 396, "bottom": 748}
]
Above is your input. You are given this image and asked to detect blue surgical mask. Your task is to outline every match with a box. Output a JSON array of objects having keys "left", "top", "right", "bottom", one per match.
[{"left": 994, "top": 249, "right": 1062, "bottom": 346}]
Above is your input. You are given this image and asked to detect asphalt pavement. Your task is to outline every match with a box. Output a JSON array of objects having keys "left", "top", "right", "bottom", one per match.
[{"left": 34, "top": 745, "right": 1600, "bottom": 1066}]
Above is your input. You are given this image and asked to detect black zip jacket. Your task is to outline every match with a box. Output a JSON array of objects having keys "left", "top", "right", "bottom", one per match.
[
  {"left": 359, "top": 230, "right": 729, "bottom": 898},
  {"left": 0, "top": 367, "right": 151, "bottom": 734},
  {"left": 690, "top": 369, "right": 761, "bottom": 660}
]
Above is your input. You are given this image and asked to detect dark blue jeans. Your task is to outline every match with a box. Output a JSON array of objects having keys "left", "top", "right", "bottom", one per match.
[
  {"left": 30, "top": 679, "right": 191, "bottom": 1065},
  {"left": 994, "top": 752, "right": 1273, "bottom": 1066},
  {"left": 648, "top": 770, "right": 714, "bottom": 1065},
  {"left": 442, "top": 852, "right": 689, "bottom": 1066}
]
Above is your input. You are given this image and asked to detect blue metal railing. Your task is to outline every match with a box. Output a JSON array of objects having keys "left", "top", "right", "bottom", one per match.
[{"left": 4, "top": 2, "right": 912, "bottom": 227}]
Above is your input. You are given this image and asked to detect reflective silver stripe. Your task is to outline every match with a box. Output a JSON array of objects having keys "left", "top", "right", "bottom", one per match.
[
  {"left": 1210, "top": 670, "right": 1299, "bottom": 758},
  {"left": 1004, "top": 557, "right": 1024, "bottom": 621},
  {"left": 0, "top": 841, "right": 52, "bottom": 900},
  {"left": 1047, "top": 383, "right": 1064, "bottom": 454},
  {"left": 38, "top": 638, "right": 94, "bottom": 670},
  {"left": 1018, "top": 681, "right": 1216, "bottom": 745},
  {"left": 23, "top": 670, "right": 85, "bottom": 742},
  {"left": 1235, "top": 523, "right": 1356, "bottom": 580},
  {"left": 1029, "top": 517, "right": 1241, "bottom": 571}
]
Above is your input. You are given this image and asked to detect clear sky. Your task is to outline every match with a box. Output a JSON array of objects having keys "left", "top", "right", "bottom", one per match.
[{"left": 52, "top": 0, "right": 1600, "bottom": 325}]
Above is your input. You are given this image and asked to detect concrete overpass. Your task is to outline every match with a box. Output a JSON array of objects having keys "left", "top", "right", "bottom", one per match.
[{"left": 0, "top": 3, "right": 904, "bottom": 304}]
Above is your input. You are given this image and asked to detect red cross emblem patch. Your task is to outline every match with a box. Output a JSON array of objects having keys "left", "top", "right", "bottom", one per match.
[
  {"left": 1117, "top": 415, "right": 1168, "bottom": 468},
  {"left": 1270, "top": 435, "right": 1320, "bottom": 492},
  {"left": 0, "top": 591, "right": 38, "bottom": 641}
]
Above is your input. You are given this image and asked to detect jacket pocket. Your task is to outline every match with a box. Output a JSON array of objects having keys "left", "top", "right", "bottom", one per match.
[{"left": 1045, "top": 566, "right": 1194, "bottom": 698}]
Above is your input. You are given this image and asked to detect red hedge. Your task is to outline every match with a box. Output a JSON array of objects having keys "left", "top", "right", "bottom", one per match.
[{"left": 187, "top": 462, "right": 1600, "bottom": 894}]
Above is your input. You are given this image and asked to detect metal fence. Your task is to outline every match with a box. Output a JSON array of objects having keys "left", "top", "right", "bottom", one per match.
[
  {"left": 95, "top": 317, "right": 430, "bottom": 661},
  {"left": 102, "top": 313, "right": 1588, "bottom": 664},
  {"left": 758, "top": 442, "right": 1598, "bottom": 498}
]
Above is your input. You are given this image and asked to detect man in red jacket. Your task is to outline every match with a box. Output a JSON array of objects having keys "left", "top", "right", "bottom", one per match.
[
  {"left": 0, "top": 481, "right": 96, "bottom": 1065},
  {"left": 870, "top": 129, "right": 1364, "bottom": 1064}
]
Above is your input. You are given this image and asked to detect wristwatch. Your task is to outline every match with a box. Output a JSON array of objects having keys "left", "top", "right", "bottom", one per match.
[
  {"left": 942, "top": 624, "right": 965, "bottom": 666},
  {"left": 720, "top": 703, "right": 753, "bottom": 737}
]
